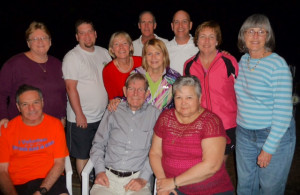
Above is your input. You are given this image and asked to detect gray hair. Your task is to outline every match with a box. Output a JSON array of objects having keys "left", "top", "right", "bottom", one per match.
[
  {"left": 172, "top": 76, "right": 202, "bottom": 98},
  {"left": 237, "top": 14, "right": 275, "bottom": 53},
  {"left": 16, "top": 84, "right": 43, "bottom": 104},
  {"left": 125, "top": 73, "right": 149, "bottom": 91},
  {"left": 138, "top": 11, "right": 156, "bottom": 24}
]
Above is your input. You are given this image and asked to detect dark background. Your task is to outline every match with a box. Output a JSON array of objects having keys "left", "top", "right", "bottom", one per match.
[{"left": 1, "top": 0, "right": 299, "bottom": 81}]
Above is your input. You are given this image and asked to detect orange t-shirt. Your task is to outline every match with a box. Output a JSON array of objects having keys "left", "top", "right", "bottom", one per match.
[{"left": 0, "top": 114, "right": 69, "bottom": 185}]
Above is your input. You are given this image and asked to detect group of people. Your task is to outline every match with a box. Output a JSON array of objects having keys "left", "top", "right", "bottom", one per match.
[{"left": 0, "top": 8, "right": 295, "bottom": 195}]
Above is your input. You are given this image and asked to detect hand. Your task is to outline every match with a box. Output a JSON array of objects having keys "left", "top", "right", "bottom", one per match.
[
  {"left": 94, "top": 172, "right": 110, "bottom": 187},
  {"left": 107, "top": 98, "right": 121, "bottom": 112},
  {"left": 124, "top": 178, "right": 147, "bottom": 192},
  {"left": 60, "top": 117, "right": 66, "bottom": 128},
  {"left": 75, "top": 113, "right": 87, "bottom": 129},
  {"left": 156, "top": 178, "right": 176, "bottom": 192},
  {"left": 257, "top": 149, "right": 272, "bottom": 168},
  {"left": 0, "top": 118, "right": 9, "bottom": 136}
]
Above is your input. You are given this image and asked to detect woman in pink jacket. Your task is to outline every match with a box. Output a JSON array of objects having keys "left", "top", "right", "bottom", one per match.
[{"left": 184, "top": 20, "right": 239, "bottom": 161}]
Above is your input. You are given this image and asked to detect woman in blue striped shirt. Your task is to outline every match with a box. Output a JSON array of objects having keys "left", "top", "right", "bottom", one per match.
[{"left": 234, "top": 14, "right": 295, "bottom": 195}]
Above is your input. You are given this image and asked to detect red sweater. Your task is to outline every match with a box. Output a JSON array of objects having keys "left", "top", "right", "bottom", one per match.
[
  {"left": 103, "top": 56, "right": 142, "bottom": 100},
  {"left": 154, "top": 109, "right": 234, "bottom": 195}
]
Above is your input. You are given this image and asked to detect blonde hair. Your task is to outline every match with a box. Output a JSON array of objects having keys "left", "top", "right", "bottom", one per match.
[
  {"left": 141, "top": 38, "right": 170, "bottom": 71},
  {"left": 25, "top": 21, "right": 51, "bottom": 41},
  {"left": 108, "top": 31, "right": 133, "bottom": 58}
]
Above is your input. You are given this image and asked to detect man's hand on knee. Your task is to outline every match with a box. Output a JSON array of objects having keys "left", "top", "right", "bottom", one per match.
[
  {"left": 124, "top": 178, "right": 147, "bottom": 192},
  {"left": 94, "top": 172, "right": 109, "bottom": 187}
]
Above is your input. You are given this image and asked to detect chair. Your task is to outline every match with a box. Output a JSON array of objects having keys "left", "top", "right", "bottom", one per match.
[
  {"left": 65, "top": 156, "right": 73, "bottom": 195},
  {"left": 82, "top": 159, "right": 94, "bottom": 195}
]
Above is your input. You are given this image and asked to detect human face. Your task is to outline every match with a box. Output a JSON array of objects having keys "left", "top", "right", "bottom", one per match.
[
  {"left": 138, "top": 13, "right": 157, "bottom": 37},
  {"left": 123, "top": 79, "right": 149, "bottom": 111},
  {"left": 174, "top": 86, "right": 201, "bottom": 119},
  {"left": 145, "top": 45, "right": 164, "bottom": 71},
  {"left": 16, "top": 90, "right": 44, "bottom": 126},
  {"left": 171, "top": 11, "right": 192, "bottom": 39},
  {"left": 76, "top": 23, "right": 97, "bottom": 52},
  {"left": 112, "top": 35, "right": 132, "bottom": 59},
  {"left": 27, "top": 29, "right": 51, "bottom": 56},
  {"left": 244, "top": 28, "right": 267, "bottom": 54},
  {"left": 197, "top": 27, "right": 217, "bottom": 54}
]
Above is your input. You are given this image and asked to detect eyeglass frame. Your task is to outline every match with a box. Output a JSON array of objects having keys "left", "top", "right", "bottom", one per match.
[
  {"left": 244, "top": 29, "right": 268, "bottom": 37},
  {"left": 27, "top": 37, "right": 51, "bottom": 42}
]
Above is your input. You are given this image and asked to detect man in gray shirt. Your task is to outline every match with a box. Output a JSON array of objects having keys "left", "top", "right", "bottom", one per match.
[{"left": 90, "top": 73, "right": 160, "bottom": 195}]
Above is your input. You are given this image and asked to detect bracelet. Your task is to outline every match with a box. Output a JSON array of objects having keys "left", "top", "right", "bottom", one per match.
[{"left": 173, "top": 177, "right": 178, "bottom": 189}]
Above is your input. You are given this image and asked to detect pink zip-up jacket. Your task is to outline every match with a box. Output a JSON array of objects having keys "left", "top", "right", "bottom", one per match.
[{"left": 184, "top": 52, "right": 239, "bottom": 130}]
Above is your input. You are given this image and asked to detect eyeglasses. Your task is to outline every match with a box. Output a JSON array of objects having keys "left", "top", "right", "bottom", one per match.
[
  {"left": 245, "top": 29, "right": 268, "bottom": 37},
  {"left": 28, "top": 37, "right": 50, "bottom": 42},
  {"left": 127, "top": 87, "right": 146, "bottom": 94}
]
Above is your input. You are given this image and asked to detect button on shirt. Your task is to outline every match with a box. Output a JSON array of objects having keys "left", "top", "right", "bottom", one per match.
[{"left": 90, "top": 101, "right": 160, "bottom": 181}]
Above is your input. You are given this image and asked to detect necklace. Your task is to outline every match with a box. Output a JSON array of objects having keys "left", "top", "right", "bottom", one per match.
[
  {"left": 115, "top": 57, "right": 133, "bottom": 73},
  {"left": 37, "top": 62, "right": 47, "bottom": 72},
  {"left": 247, "top": 52, "right": 265, "bottom": 71}
]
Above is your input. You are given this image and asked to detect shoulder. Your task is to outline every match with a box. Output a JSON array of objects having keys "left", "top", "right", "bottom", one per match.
[
  {"left": 133, "top": 66, "right": 146, "bottom": 74},
  {"left": 3, "top": 53, "right": 26, "bottom": 66},
  {"left": 268, "top": 53, "right": 289, "bottom": 68},
  {"left": 201, "top": 109, "right": 222, "bottom": 124},
  {"left": 155, "top": 34, "right": 169, "bottom": 43},
  {"left": 166, "top": 67, "right": 181, "bottom": 78},
  {"left": 43, "top": 114, "right": 62, "bottom": 126}
]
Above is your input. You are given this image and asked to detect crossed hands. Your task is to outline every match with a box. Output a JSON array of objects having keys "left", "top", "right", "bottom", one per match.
[{"left": 156, "top": 178, "right": 178, "bottom": 195}]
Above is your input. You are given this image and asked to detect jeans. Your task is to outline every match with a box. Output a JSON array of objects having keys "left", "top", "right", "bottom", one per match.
[{"left": 236, "top": 118, "right": 296, "bottom": 195}]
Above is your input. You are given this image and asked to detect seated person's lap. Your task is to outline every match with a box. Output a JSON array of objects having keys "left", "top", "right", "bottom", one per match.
[{"left": 15, "top": 175, "right": 68, "bottom": 195}]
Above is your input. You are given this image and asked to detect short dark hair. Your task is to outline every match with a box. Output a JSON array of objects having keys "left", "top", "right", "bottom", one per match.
[
  {"left": 16, "top": 84, "right": 43, "bottom": 104},
  {"left": 75, "top": 19, "right": 95, "bottom": 33},
  {"left": 125, "top": 73, "right": 149, "bottom": 91}
]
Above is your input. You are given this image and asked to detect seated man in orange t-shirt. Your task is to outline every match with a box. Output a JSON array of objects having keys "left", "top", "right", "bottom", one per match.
[{"left": 0, "top": 84, "right": 69, "bottom": 195}]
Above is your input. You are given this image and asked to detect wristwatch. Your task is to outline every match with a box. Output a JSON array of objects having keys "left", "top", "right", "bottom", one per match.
[{"left": 37, "top": 187, "right": 48, "bottom": 195}]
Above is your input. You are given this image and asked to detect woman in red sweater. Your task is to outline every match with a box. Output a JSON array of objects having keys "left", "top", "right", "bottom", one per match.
[{"left": 103, "top": 31, "right": 142, "bottom": 102}]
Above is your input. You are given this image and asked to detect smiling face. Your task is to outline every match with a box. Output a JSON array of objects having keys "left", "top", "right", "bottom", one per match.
[
  {"left": 27, "top": 29, "right": 51, "bottom": 56},
  {"left": 76, "top": 23, "right": 97, "bottom": 51},
  {"left": 174, "top": 85, "right": 201, "bottom": 119},
  {"left": 145, "top": 45, "right": 164, "bottom": 72},
  {"left": 111, "top": 35, "right": 132, "bottom": 59},
  {"left": 138, "top": 12, "right": 157, "bottom": 38},
  {"left": 171, "top": 10, "right": 192, "bottom": 40},
  {"left": 197, "top": 27, "right": 218, "bottom": 54},
  {"left": 244, "top": 27, "right": 267, "bottom": 54},
  {"left": 123, "top": 79, "right": 149, "bottom": 111},
  {"left": 16, "top": 90, "right": 44, "bottom": 126}
]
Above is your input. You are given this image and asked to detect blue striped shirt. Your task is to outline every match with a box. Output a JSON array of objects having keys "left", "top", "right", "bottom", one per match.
[{"left": 234, "top": 53, "right": 293, "bottom": 154}]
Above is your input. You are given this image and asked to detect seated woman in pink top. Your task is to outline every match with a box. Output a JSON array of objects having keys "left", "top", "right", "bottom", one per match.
[{"left": 149, "top": 76, "right": 234, "bottom": 195}]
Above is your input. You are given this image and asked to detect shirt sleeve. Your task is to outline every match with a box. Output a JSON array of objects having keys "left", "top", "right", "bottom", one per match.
[
  {"left": 263, "top": 64, "right": 293, "bottom": 154},
  {"left": 90, "top": 110, "right": 111, "bottom": 175},
  {"left": 53, "top": 119, "right": 69, "bottom": 158},
  {"left": 0, "top": 127, "right": 10, "bottom": 162}
]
